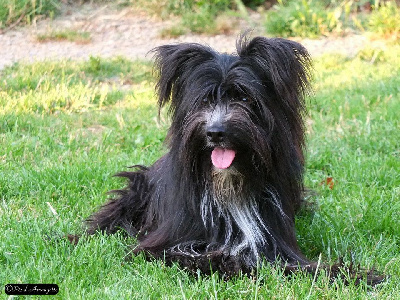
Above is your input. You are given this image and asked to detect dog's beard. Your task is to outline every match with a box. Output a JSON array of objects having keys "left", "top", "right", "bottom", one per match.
[
  {"left": 211, "top": 167, "right": 244, "bottom": 206},
  {"left": 197, "top": 167, "right": 275, "bottom": 265}
]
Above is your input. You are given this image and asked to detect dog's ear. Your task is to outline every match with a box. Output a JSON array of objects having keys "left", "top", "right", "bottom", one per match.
[
  {"left": 237, "top": 36, "right": 312, "bottom": 105},
  {"left": 152, "top": 44, "right": 215, "bottom": 112}
]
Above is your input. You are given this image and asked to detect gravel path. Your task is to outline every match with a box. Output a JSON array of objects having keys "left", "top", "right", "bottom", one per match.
[{"left": 0, "top": 3, "right": 383, "bottom": 70}]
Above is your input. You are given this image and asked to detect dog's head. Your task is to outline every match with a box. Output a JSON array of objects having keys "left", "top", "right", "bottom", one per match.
[{"left": 153, "top": 36, "right": 311, "bottom": 188}]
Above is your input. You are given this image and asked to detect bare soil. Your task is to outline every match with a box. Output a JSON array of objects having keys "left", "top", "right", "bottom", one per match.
[{"left": 0, "top": 3, "right": 385, "bottom": 70}]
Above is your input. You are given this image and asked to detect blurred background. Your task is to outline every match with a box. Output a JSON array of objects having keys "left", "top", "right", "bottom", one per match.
[{"left": 1, "top": 0, "right": 399, "bottom": 67}]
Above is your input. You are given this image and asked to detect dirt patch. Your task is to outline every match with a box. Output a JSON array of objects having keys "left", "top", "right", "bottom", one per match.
[{"left": 0, "top": 2, "right": 385, "bottom": 70}]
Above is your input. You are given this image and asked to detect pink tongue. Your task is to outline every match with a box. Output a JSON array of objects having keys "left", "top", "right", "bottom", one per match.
[{"left": 211, "top": 148, "right": 236, "bottom": 169}]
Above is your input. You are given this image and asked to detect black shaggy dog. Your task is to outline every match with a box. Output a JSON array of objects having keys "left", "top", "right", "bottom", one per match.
[{"left": 83, "top": 36, "right": 382, "bottom": 283}]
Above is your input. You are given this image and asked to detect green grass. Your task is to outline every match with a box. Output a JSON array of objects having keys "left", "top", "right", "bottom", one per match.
[
  {"left": 36, "top": 29, "right": 92, "bottom": 44},
  {"left": 264, "top": 0, "right": 356, "bottom": 38},
  {"left": 1, "top": 45, "right": 400, "bottom": 298},
  {"left": 132, "top": 0, "right": 244, "bottom": 36},
  {"left": 264, "top": 0, "right": 400, "bottom": 39},
  {"left": 0, "top": 0, "right": 59, "bottom": 29},
  {"left": 368, "top": 0, "right": 400, "bottom": 40}
]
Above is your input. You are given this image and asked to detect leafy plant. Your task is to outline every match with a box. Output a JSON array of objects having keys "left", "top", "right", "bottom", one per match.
[
  {"left": 368, "top": 0, "right": 400, "bottom": 40},
  {"left": 264, "top": 0, "right": 344, "bottom": 38},
  {"left": 356, "top": 46, "right": 386, "bottom": 63},
  {"left": 263, "top": 0, "right": 372, "bottom": 38},
  {"left": 180, "top": 3, "right": 239, "bottom": 35},
  {"left": 0, "top": 0, "right": 59, "bottom": 29},
  {"left": 133, "top": 0, "right": 243, "bottom": 36}
]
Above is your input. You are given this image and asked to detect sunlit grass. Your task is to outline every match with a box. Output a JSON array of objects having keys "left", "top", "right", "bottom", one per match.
[
  {"left": 36, "top": 29, "right": 92, "bottom": 44},
  {"left": 0, "top": 0, "right": 59, "bottom": 29},
  {"left": 368, "top": 1, "right": 400, "bottom": 40},
  {"left": 1, "top": 46, "right": 399, "bottom": 298}
]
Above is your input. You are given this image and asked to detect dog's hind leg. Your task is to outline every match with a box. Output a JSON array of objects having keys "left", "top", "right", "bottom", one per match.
[{"left": 85, "top": 168, "right": 150, "bottom": 236}]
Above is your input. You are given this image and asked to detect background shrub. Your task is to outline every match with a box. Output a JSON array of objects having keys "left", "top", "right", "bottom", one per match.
[
  {"left": 264, "top": 0, "right": 344, "bottom": 38},
  {"left": 368, "top": 0, "right": 400, "bottom": 40},
  {"left": 132, "top": 0, "right": 245, "bottom": 35},
  {"left": 0, "top": 0, "right": 59, "bottom": 29}
]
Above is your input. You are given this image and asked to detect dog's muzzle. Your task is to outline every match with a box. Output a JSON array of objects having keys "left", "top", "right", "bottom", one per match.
[{"left": 205, "top": 105, "right": 236, "bottom": 169}]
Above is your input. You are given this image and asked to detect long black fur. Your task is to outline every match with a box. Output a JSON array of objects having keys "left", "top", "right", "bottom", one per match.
[{"left": 84, "top": 36, "right": 383, "bottom": 283}]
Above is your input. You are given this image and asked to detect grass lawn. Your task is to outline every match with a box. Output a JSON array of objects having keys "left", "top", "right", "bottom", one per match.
[{"left": 1, "top": 45, "right": 399, "bottom": 298}]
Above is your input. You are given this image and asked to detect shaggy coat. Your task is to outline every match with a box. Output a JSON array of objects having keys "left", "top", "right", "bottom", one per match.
[
  {"left": 87, "top": 36, "right": 312, "bottom": 275},
  {"left": 84, "top": 37, "right": 383, "bottom": 283}
]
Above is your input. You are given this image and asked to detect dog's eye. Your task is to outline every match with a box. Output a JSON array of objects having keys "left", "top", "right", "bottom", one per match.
[
  {"left": 236, "top": 97, "right": 248, "bottom": 103},
  {"left": 202, "top": 98, "right": 209, "bottom": 103}
]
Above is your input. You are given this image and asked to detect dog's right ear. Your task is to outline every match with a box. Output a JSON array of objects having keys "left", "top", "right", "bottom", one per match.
[
  {"left": 237, "top": 36, "right": 312, "bottom": 106},
  {"left": 152, "top": 44, "right": 215, "bottom": 113}
]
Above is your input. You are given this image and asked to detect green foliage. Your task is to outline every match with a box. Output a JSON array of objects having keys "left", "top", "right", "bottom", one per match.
[
  {"left": 264, "top": 0, "right": 400, "bottom": 39},
  {"left": 0, "top": 0, "right": 59, "bottom": 28},
  {"left": 132, "top": 0, "right": 242, "bottom": 35},
  {"left": 368, "top": 0, "right": 400, "bottom": 40},
  {"left": 131, "top": 0, "right": 231, "bottom": 19},
  {"left": 181, "top": 3, "right": 219, "bottom": 34},
  {"left": 181, "top": 3, "right": 235, "bottom": 34},
  {"left": 356, "top": 46, "right": 386, "bottom": 63},
  {"left": 159, "top": 24, "right": 187, "bottom": 38},
  {"left": 165, "top": 0, "right": 232, "bottom": 16},
  {"left": 36, "top": 29, "right": 91, "bottom": 44},
  {"left": 1, "top": 48, "right": 400, "bottom": 297},
  {"left": 264, "top": 0, "right": 346, "bottom": 38},
  {"left": 242, "top": 0, "right": 266, "bottom": 8}
]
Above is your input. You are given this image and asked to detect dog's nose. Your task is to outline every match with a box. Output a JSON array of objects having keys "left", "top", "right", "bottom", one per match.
[{"left": 207, "top": 125, "right": 225, "bottom": 143}]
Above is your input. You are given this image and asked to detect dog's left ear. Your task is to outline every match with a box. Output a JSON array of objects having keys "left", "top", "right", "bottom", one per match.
[
  {"left": 152, "top": 43, "right": 215, "bottom": 113},
  {"left": 237, "top": 36, "right": 312, "bottom": 105}
]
